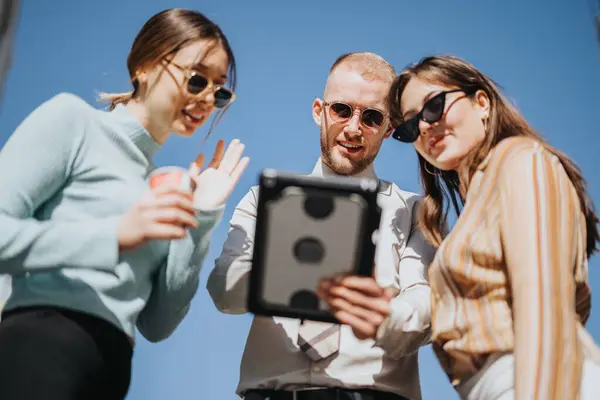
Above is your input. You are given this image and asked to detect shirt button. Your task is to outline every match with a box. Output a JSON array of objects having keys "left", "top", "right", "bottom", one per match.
[{"left": 312, "top": 365, "right": 321, "bottom": 373}]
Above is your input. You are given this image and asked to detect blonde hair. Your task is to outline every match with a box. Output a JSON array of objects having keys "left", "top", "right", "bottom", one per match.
[
  {"left": 328, "top": 52, "right": 395, "bottom": 85},
  {"left": 98, "top": 90, "right": 136, "bottom": 111}
]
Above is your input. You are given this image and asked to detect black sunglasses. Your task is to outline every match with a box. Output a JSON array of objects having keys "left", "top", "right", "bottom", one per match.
[
  {"left": 167, "top": 61, "right": 236, "bottom": 109},
  {"left": 324, "top": 101, "right": 387, "bottom": 131},
  {"left": 392, "top": 88, "right": 476, "bottom": 143}
]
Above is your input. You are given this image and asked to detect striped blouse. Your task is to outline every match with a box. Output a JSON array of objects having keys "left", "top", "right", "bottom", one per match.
[{"left": 429, "top": 137, "right": 600, "bottom": 399}]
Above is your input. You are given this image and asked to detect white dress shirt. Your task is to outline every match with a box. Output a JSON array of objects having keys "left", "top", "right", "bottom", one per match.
[{"left": 207, "top": 158, "right": 435, "bottom": 400}]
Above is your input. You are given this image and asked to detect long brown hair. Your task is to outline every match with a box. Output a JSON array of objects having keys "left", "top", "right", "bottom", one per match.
[
  {"left": 388, "top": 55, "right": 599, "bottom": 258},
  {"left": 99, "top": 8, "right": 236, "bottom": 132}
]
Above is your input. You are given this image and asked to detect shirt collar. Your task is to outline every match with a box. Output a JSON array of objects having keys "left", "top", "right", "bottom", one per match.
[
  {"left": 310, "top": 157, "right": 378, "bottom": 180},
  {"left": 309, "top": 157, "right": 391, "bottom": 195}
]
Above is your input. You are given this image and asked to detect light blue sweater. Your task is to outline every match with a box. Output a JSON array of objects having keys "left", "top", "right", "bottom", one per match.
[{"left": 0, "top": 93, "right": 223, "bottom": 342}]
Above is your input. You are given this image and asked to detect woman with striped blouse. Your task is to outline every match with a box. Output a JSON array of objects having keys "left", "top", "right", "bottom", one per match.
[{"left": 319, "top": 55, "right": 600, "bottom": 399}]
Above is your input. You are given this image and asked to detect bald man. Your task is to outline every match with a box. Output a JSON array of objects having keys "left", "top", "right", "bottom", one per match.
[{"left": 207, "top": 52, "right": 435, "bottom": 400}]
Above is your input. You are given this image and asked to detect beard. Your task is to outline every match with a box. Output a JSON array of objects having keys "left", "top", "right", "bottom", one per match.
[{"left": 320, "top": 125, "right": 378, "bottom": 176}]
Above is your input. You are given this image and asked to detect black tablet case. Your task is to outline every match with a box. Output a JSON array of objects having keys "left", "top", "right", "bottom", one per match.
[{"left": 247, "top": 169, "right": 382, "bottom": 323}]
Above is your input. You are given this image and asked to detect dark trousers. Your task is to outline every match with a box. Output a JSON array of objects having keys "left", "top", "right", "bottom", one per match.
[{"left": 0, "top": 306, "right": 133, "bottom": 400}]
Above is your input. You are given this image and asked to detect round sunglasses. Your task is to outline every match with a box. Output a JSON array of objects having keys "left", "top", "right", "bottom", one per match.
[
  {"left": 391, "top": 88, "right": 476, "bottom": 143},
  {"left": 166, "top": 61, "right": 236, "bottom": 109},
  {"left": 323, "top": 101, "right": 387, "bottom": 132}
]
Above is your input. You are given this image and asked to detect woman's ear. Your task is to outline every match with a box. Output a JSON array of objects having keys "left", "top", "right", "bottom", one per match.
[{"left": 475, "top": 89, "right": 490, "bottom": 120}]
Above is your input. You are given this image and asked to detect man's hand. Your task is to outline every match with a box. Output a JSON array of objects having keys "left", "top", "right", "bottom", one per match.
[{"left": 317, "top": 275, "right": 396, "bottom": 340}]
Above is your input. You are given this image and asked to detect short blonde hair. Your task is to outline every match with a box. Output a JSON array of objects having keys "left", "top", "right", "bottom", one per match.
[{"left": 328, "top": 52, "right": 395, "bottom": 84}]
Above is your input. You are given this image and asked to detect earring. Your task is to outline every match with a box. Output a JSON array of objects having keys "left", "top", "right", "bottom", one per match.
[{"left": 424, "top": 162, "right": 442, "bottom": 176}]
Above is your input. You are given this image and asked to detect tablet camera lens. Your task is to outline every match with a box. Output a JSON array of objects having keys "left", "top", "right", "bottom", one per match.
[
  {"left": 304, "top": 195, "right": 334, "bottom": 219},
  {"left": 263, "top": 177, "right": 276, "bottom": 188},
  {"left": 293, "top": 237, "right": 325, "bottom": 263}
]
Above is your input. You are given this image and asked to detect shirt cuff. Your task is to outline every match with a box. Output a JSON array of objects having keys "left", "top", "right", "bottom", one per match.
[{"left": 375, "top": 295, "right": 414, "bottom": 344}]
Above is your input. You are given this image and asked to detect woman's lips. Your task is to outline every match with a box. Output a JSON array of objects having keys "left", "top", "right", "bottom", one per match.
[{"left": 428, "top": 135, "right": 445, "bottom": 152}]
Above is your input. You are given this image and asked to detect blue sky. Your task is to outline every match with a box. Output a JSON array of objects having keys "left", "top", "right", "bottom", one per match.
[{"left": 1, "top": 1, "right": 599, "bottom": 399}]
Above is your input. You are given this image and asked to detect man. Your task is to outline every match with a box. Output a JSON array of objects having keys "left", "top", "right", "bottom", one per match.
[{"left": 207, "top": 52, "right": 435, "bottom": 400}]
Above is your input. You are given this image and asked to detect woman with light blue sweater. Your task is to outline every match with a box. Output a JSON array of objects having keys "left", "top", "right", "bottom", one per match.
[{"left": 0, "top": 8, "right": 248, "bottom": 400}]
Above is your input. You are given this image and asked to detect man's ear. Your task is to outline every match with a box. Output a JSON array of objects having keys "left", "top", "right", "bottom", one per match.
[
  {"left": 383, "top": 125, "right": 394, "bottom": 139},
  {"left": 312, "top": 98, "right": 324, "bottom": 126}
]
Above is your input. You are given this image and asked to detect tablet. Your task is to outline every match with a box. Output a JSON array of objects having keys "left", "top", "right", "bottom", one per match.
[{"left": 247, "top": 169, "right": 382, "bottom": 323}]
